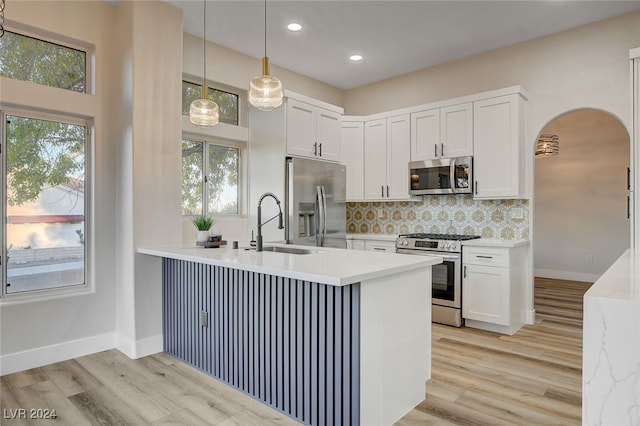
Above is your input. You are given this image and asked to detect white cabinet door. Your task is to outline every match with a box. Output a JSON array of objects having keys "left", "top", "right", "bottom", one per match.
[
  {"left": 411, "top": 103, "right": 472, "bottom": 161},
  {"left": 286, "top": 98, "right": 342, "bottom": 162},
  {"left": 473, "top": 94, "right": 524, "bottom": 199},
  {"left": 317, "top": 109, "right": 341, "bottom": 162},
  {"left": 387, "top": 114, "right": 411, "bottom": 199},
  {"left": 411, "top": 108, "right": 440, "bottom": 161},
  {"left": 341, "top": 121, "right": 365, "bottom": 201},
  {"left": 462, "top": 264, "right": 510, "bottom": 326},
  {"left": 286, "top": 98, "right": 316, "bottom": 158},
  {"left": 364, "top": 119, "right": 387, "bottom": 200},
  {"left": 441, "top": 102, "right": 473, "bottom": 158}
]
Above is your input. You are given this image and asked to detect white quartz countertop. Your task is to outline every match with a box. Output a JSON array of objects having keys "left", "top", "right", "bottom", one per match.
[
  {"left": 585, "top": 249, "right": 640, "bottom": 302},
  {"left": 138, "top": 243, "right": 441, "bottom": 287},
  {"left": 462, "top": 238, "right": 530, "bottom": 248}
]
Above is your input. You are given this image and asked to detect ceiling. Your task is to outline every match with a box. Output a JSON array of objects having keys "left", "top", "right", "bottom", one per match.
[{"left": 165, "top": 0, "right": 640, "bottom": 90}]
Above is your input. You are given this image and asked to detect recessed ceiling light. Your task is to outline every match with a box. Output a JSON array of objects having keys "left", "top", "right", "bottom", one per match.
[
  {"left": 350, "top": 54, "right": 363, "bottom": 61},
  {"left": 287, "top": 23, "right": 302, "bottom": 31}
]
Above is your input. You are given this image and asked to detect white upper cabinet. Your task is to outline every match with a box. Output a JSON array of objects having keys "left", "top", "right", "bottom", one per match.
[
  {"left": 364, "top": 118, "right": 388, "bottom": 200},
  {"left": 286, "top": 97, "right": 341, "bottom": 162},
  {"left": 364, "top": 114, "right": 411, "bottom": 201},
  {"left": 411, "top": 102, "right": 472, "bottom": 161},
  {"left": 473, "top": 93, "right": 526, "bottom": 199},
  {"left": 387, "top": 114, "right": 411, "bottom": 199},
  {"left": 341, "top": 120, "right": 365, "bottom": 201}
]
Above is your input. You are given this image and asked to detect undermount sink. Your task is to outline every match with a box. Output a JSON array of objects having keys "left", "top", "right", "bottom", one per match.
[{"left": 244, "top": 246, "right": 317, "bottom": 255}]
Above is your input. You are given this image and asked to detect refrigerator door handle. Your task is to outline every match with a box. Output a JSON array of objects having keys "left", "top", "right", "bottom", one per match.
[
  {"left": 320, "top": 185, "right": 328, "bottom": 246},
  {"left": 315, "top": 186, "right": 322, "bottom": 246}
]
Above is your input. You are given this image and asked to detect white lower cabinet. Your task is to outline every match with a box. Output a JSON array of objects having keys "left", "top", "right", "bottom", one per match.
[
  {"left": 462, "top": 244, "right": 527, "bottom": 335},
  {"left": 347, "top": 239, "right": 366, "bottom": 251},
  {"left": 347, "top": 238, "right": 395, "bottom": 252}
]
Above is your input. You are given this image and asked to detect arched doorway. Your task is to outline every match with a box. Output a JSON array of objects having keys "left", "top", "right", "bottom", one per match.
[{"left": 534, "top": 109, "right": 630, "bottom": 284}]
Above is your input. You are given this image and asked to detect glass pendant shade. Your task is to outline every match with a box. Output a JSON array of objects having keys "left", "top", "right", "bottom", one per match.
[
  {"left": 190, "top": 97, "right": 220, "bottom": 126},
  {"left": 189, "top": 0, "right": 219, "bottom": 127},
  {"left": 249, "top": 57, "right": 283, "bottom": 111},
  {"left": 535, "top": 134, "right": 559, "bottom": 158}
]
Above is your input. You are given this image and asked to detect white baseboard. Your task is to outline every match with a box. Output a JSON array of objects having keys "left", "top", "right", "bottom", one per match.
[
  {"left": 525, "top": 309, "right": 536, "bottom": 325},
  {"left": 1, "top": 333, "right": 164, "bottom": 376},
  {"left": 0, "top": 332, "right": 115, "bottom": 376},
  {"left": 535, "top": 268, "right": 600, "bottom": 284},
  {"left": 116, "top": 333, "right": 163, "bottom": 359}
]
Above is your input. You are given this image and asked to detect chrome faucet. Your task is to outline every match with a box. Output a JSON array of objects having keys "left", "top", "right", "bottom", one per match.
[{"left": 256, "top": 192, "right": 284, "bottom": 252}]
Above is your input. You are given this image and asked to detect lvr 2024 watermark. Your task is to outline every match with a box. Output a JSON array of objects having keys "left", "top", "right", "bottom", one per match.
[{"left": 3, "top": 408, "right": 57, "bottom": 420}]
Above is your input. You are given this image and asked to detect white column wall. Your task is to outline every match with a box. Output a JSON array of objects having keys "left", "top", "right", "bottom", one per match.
[{"left": 114, "top": 1, "right": 184, "bottom": 358}]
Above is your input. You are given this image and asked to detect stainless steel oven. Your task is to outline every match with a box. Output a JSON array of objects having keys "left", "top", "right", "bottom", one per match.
[{"left": 396, "top": 233, "right": 480, "bottom": 327}]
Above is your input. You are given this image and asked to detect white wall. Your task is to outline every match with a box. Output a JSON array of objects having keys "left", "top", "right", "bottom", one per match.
[
  {"left": 0, "top": 1, "right": 118, "bottom": 373},
  {"left": 535, "top": 110, "right": 630, "bottom": 282}
]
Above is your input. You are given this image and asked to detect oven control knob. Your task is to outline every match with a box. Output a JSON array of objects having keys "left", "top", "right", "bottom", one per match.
[{"left": 451, "top": 242, "right": 458, "bottom": 250}]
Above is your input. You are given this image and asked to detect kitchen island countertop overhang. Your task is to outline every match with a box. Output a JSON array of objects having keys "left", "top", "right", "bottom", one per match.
[{"left": 138, "top": 243, "right": 442, "bottom": 286}]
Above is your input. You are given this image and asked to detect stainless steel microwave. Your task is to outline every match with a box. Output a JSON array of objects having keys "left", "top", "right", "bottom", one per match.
[{"left": 409, "top": 156, "right": 473, "bottom": 195}]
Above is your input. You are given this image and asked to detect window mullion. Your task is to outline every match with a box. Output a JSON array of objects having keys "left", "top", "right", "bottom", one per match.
[{"left": 203, "top": 142, "right": 209, "bottom": 217}]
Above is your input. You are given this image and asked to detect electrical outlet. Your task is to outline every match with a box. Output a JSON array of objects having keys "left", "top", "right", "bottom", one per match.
[
  {"left": 378, "top": 209, "right": 385, "bottom": 219},
  {"left": 586, "top": 254, "right": 594, "bottom": 263},
  {"left": 510, "top": 208, "right": 524, "bottom": 220}
]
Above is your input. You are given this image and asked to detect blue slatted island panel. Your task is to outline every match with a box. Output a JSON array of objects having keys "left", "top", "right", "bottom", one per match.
[{"left": 162, "top": 258, "right": 361, "bottom": 426}]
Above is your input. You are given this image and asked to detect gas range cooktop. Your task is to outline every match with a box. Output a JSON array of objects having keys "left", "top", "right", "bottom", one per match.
[{"left": 396, "top": 233, "right": 481, "bottom": 252}]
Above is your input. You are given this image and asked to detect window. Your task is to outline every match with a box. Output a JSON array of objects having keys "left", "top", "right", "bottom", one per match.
[
  {"left": 182, "top": 80, "right": 239, "bottom": 125},
  {"left": 2, "top": 113, "right": 87, "bottom": 294},
  {"left": 182, "top": 138, "right": 239, "bottom": 216},
  {"left": 0, "top": 31, "right": 86, "bottom": 93}
]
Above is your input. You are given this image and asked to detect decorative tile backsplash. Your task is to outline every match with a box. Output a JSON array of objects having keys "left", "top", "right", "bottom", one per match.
[{"left": 346, "top": 195, "right": 529, "bottom": 240}]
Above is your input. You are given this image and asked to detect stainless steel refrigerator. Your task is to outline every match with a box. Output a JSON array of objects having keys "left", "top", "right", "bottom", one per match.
[{"left": 285, "top": 157, "right": 346, "bottom": 248}]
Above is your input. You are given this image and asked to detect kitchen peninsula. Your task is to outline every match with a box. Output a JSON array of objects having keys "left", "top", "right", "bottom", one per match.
[{"left": 138, "top": 244, "right": 441, "bottom": 426}]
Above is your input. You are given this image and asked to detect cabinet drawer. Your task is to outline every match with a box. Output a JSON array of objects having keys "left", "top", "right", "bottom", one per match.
[
  {"left": 463, "top": 247, "right": 509, "bottom": 267},
  {"left": 349, "top": 239, "right": 366, "bottom": 251},
  {"left": 365, "top": 240, "right": 396, "bottom": 253}
]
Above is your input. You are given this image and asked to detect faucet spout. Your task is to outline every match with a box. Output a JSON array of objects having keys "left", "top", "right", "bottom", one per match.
[{"left": 256, "top": 192, "right": 284, "bottom": 252}]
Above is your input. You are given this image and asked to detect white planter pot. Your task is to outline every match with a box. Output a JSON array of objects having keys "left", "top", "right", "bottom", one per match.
[{"left": 196, "top": 230, "right": 210, "bottom": 243}]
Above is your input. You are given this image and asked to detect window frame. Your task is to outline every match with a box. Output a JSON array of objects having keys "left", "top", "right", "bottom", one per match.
[
  {"left": 181, "top": 77, "right": 245, "bottom": 127},
  {"left": 0, "top": 108, "right": 93, "bottom": 303},
  {"left": 1, "top": 27, "right": 92, "bottom": 95},
  {"left": 182, "top": 133, "right": 244, "bottom": 218}
]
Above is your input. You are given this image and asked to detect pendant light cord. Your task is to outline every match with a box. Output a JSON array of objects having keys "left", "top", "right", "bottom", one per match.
[
  {"left": 263, "top": 0, "right": 267, "bottom": 57},
  {"left": 203, "top": 0, "right": 207, "bottom": 96}
]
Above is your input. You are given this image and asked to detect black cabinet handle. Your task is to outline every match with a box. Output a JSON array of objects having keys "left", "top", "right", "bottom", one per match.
[
  {"left": 434, "top": 144, "right": 438, "bottom": 158},
  {"left": 314, "top": 142, "right": 318, "bottom": 156},
  {"left": 628, "top": 195, "right": 631, "bottom": 220},
  {"left": 386, "top": 185, "right": 389, "bottom": 197},
  {"left": 319, "top": 143, "right": 322, "bottom": 157},
  {"left": 628, "top": 167, "right": 631, "bottom": 190}
]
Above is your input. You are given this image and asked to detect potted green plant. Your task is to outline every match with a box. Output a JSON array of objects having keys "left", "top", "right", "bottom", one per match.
[{"left": 192, "top": 215, "right": 214, "bottom": 243}]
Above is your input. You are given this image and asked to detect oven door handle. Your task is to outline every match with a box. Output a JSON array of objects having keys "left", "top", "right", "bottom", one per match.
[{"left": 395, "top": 249, "right": 459, "bottom": 262}]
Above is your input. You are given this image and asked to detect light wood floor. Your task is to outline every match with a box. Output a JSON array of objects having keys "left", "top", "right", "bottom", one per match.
[
  {"left": 1, "top": 277, "right": 591, "bottom": 425},
  {"left": 397, "top": 277, "right": 592, "bottom": 425}
]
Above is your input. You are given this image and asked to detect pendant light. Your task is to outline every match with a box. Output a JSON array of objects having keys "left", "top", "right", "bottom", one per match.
[
  {"left": 190, "top": 0, "right": 219, "bottom": 127},
  {"left": 535, "top": 134, "right": 559, "bottom": 158},
  {"left": 248, "top": 0, "right": 283, "bottom": 111}
]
